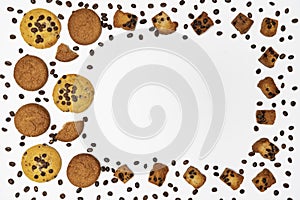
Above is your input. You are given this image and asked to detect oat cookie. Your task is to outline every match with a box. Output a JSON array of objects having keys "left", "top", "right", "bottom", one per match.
[
  {"left": 258, "top": 47, "right": 279, "bottom": 68},
  {"left": 67, "top": 153, "right": 101, "bottom": 188},
  {"left": 52, "top": 74, "right": 95, "bottom": 113},
  {"left": 55, "top": 43, "right": 79, "bottom": 62},
  {"left": 114, "top": 164, "right": 134, "bottom": 183},
  {"left": 252, "top": 138, "right": 279, "bottom": 161},
  {"left": 257, "top": 77, "right": 280, "bottom": 99},
  {"left": 68, "top": 9, "right": 102, "bottom": 45},
  {"left": 220, "top": 168, "right": 244, "bottom": 190},
  {"left": 14, "top": 55, "right": 48, "bottom": 91},
  {"left": 148, "top": 163, "right": 169, "bottom": 187},
  {"left": 231, "top": 13, "right": 254, "bottom": 34},
  {"left": 20, "top": 8, "right": 61, "bottom": 49},
  {"left": 256, "top": 110, "right": 276, "bottom": 125},
  {"left": 191, "top": 12, "right": 214, "bottom": 35},
  {"left": 183, "top": 166, "right": 206, "bottom": 189},
  {"left": 55, "top": 121, "right": 84, "bottom": 142},
  {"left": 14, "top": 103, "right": 50, "bottom": 137},
  {"left": 260, "top": 17, "right": 278, "bottom": 37},
  {"left": 22, "top": 144, "right": 61, "bottom": 182},
  {"left": 113, "top": 10, "right": 138, "bottom": 31},
  {"left": 152, "top": 11, "right": 178, "bottom": 34},
  {"left": 252, "top": 169, "right": 276, "bottom": 192}
]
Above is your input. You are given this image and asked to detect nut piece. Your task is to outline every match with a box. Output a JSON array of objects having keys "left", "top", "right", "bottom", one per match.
[{"left": 152, "top": 11, "right": 178, "bottom": 34}]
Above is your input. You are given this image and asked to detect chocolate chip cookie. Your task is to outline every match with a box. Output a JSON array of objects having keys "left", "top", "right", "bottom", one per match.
[
  {"left": 20, "top": 8, "right": 61, "bottom": 49},
  {"left": 52, "top": 74, "right": 94, "bottom": 113},
  {"left": 22, "top": 144, "right": 62, "bottom": 182}
]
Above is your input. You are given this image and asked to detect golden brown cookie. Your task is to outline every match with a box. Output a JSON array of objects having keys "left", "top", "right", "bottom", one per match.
[
  {"left": 20, "top": 8, "right": 61, "bottom": 49},
  {"left": 113, "top": 10, "right": 138, "bottom": 31},
  {"left": 260, "top": 17, "right": 278, "bottom": 37},
  {"left": 220, "top": 168, "right": 244, "bottom": 190},
  {"left": 183, "top": 166, "right": 206, "bottom": 189},
  {"left": 22, "top": 144, "right": 62, "bottom": 182},
  {"left": 152, "top": 11, "right": 178, "bottom": 34},
  {"left": 256, "top": 110, "right": 276, "bottom": 125},
  {"left": 258, "top": 47, "right": 279, "bottom": 68},
  {"left": 52, "top": 74, "right": 95, "bottom": 113},
  {"left": 14, "top": 55, "right": 48, "bottom": 91},
  {"left": 68, "top": 9, "right": 102, "bottom": 45},
  {"left": 252, "top": 169, "right": 276, "bottom": 192},
  {"left": 55, "top": 121, "right": 84, "bottom": 142},
  {"left": 191, "top": 12, "right": 214, "bottom": 35},
  {"left": 14, "top": 103, "right": 50, "bottom": 137},
  {"left": 252, "top": 138, "right": 279, "bottom": 161},
  {"left": 148, "top": 163, "right": 169, "bottom": 187},
  {"left": 67, "top": 153, "right": 101, "bottom": 188},
  {"left": 55, "top": 43, "right": 79, "bottom": 62},
  {"left": 257, "top": 77, "right": 280, "bottom": 99},
  {"left": 231, "top": 13, "right": 254, "bottom": 34},
  {"left": 114, "top": 164, "right": 134, "bottom": 183}
]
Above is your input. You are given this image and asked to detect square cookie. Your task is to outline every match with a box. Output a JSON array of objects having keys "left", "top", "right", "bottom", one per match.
[
  {"left": 258, "top": 47, "right": 279, "bottom": 68},
  {"left": 231, "top": 13, "right": 254, "bottom": 34},
  {"left": 256, "top": 110, "right": 276, "bottom": 125},
  {"left": 252, "top": 138, "right": 280, "bottom": 161},
  {"left": 257, "top": 77, "right": 280, "bottom": 99},
  {"left": 191, "top": 12, "right": 214, "bottom": 35},
  {"left": 260, "top": 17, "right": 278, "bottom": 37},
  {"left": 148, "top": 163, "right": 169, "bottom": 187},
  {"left": 252, "top": 169, "right": 276, "bottom": 192},
  {"left": 114, "top": 164, "right": 134, "bottom": 183},
  {"left": 183, "top": 166, "right": 206, "bottom": 189},
  {"left": 220, "top": 168, "right": 244, "bottom": 190}
]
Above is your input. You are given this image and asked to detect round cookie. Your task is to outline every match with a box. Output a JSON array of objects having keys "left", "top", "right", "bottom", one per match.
[
  {"left": 68, "top": 8, "right": 102, "bottom": 45},
  {"left": 22, "top": 144, "right": 62, "bottom": 183},
  {"left": 14, "top": 103, "right": 50, "bottom": 137},
  {"left": 14, "top": 55, "right": 48, "bottom": 91},
  {"left": 67, "top": 153, "right": 101, "bottom": 188},
  {"left": 20, "top": 8, "right": 61, "bottom": 49},
  {"left": 52, "top": 74, "right": 94, "bottom": 113}
]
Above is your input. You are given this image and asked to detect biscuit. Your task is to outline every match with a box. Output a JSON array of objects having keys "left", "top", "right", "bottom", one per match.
[
  {"left": 256, "top": 110, "right": 276, "bottom": 125},
  {"left": 231, "top": 13, "right": 254, "bottom": 34},
  {"left": 220, "top": 168, "right": 244, "bottom": 190},
  {"left": 252, "top": 138, "right": 279, "bottom": 161},
  {"left": 152, "top": 11, "right": 178, "bottom": 34},
  {"left": 20, "top": 8, "right": 61, "bottom": 49},
  {"left": 114, "top": 164, "right": 134, "bottom": 183},
  {"left": 14, "top": 103, "right": 50, "bottom": 137},
  {"left": 258, "top": 47, "right": 279, "bottom": 68},
  {"left": 113, "top": 10, "right": 138, "bottom": 31},
  {"left": 260, "top": 17, "right": 278, "bottom": 37},
  {"left": 55, "top": 121, "right": 84, "bottom": 142},
  {"left": 14, "top": 55, "right": 48, "bottom": 91},
  {"left": 55, "top": 43, "right": 79, "bottom": 62},
  {"left": 68, "top": 9, "right": 102, "bottom": 45},
  {"left": 22, "top": 144, "right": 61, "bottom": 182},
  {"left": 67, "top": 153, "right": 101, "bottom": 188},
  {"left": 183, "top": 166, "right": 206, "bottom": 189},
  {"left": 252, "top": 169, "right": 276, "bottom": 192},
  {"left": 52, "top": 74, "right": 95, "bottom": 113},
  {"left": 191, "top": 12, "right": 214, "bottom": 35},
  {"left": 257, "top": 77, "right": 280, "bottom": 99},
  {"left": 148, "top": 163, "right": 169, "bottom": 187}
]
